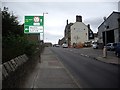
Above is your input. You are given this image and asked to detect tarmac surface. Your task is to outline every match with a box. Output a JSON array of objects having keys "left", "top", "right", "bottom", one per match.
[
  {"left": 70, "top": 47, "right": 120, "bottom": 65},
  {"left": 51, "top": 47, "right": 119, "bottom": 88},
  {"left": 19, "top": 47, "right": 79, "bottom": 88}
]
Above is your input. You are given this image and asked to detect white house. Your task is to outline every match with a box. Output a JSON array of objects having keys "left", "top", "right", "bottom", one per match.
[{"left": 70, "top": 15, "right": 93, "bottom": 46}]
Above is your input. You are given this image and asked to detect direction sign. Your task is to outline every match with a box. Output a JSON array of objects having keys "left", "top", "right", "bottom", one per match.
[{"left": 24, "top": 16, "right": 44, "bottom": 33}]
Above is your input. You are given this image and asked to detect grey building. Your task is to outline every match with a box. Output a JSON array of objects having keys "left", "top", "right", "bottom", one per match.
[
  {"left": 98, "top": 11, "right": 120, "bottom": 47},
  {"left": 58, "top": 37, "right": 66, "bottom": 45},
  {"left": 64, "top": 20, "right": 73, "bottom": 47}
]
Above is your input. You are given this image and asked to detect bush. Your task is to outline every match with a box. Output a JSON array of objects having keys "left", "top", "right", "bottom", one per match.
[
  {"left": 2, "top": 35, "right": 38, "bottom": 63},
  {"left": 2, "top": 7, "right": 39, "bottom": 63}
]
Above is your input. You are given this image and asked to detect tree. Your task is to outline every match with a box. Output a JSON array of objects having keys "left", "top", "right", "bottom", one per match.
[
  {"left": 2, "top": 7, "right": 38, "bottom": 63},
  {"left": 2, "top": 7, "right": 23, "bottom": 36}
]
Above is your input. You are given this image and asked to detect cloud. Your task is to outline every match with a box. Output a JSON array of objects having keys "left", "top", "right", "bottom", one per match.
[
  {"left": 2, "top": 1, "right": 118, "bottom": 44},
  {"left": 44, "top": 32, "right": 63, "bottom": 44},
  {"left": 84, "top": 17, "right": 103, "bottom": 33},
  {"left": 2, "top": 0, "right": 120, "bottom": 2},
  {"left": 84, "top": 17, "right": 103, "bottom": 27}
]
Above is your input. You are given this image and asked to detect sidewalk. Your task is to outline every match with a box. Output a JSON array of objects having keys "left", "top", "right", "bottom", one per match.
[
  {"left": 77, "top": 47, "right": 120, "bottom": 65},
  {"left": 32, "top": 47, "right": 79, "bottom": 88}
]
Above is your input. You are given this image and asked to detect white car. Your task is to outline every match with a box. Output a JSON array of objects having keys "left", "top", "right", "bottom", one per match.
[
  {"left": 92, "top": 42, "right": 98, "bottom": 49},
  {"left": 62, "top": 43, "right": 68, "bottom": 48}
]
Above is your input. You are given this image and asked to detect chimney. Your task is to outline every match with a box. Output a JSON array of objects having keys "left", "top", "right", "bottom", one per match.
[
  {"left": 88, "top": 24, "right": 90, "bottom": 29},
  {"left": 67, "top": 19, "right": 68, "bottom": 25},
  {"left": 76, "top": 15, "right": 82, "bottom": 22}
]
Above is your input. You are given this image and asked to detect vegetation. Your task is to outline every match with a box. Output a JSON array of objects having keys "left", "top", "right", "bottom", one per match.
[{"left": 2, "top": 7, "right": 38, "bottom": 63}]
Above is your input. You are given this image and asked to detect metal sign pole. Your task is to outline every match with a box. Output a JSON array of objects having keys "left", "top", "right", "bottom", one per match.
[{"left": 43, "top": 12, "right": 48, "bottom": 42}]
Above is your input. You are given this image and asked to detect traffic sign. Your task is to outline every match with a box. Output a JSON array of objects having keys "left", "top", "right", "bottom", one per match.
[{"left": 24, "top": 16, "right": 44, "bottom": 33}]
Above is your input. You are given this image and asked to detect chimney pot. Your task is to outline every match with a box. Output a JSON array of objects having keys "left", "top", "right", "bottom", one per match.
[
  {"left": 76, "top": 15, "right": 82, "bottom": 22},
  {"left": 67, "top": 19, "right": 68, "bottom": 25},
  {"left": 88, "top": 24, "right": 90, "bottom": 29}
]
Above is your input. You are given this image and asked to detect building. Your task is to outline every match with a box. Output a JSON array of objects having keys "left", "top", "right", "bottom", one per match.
[
  {"left": 64, "top": 20, "right": 73, "bottom": 47},
  {"left": 70, "top": 15, "right": 94, "bottom": 47},
  {"left": 59, "top": 15, "right": 94, "bottom": 47},
  {"left": 118, "top": 1, "right": 120, "bottom": 12},
  {"left": 44, "top": 42, "right": 52, "bottom": 47},
  {"left": 98, "top": 11, "right": 120, "bottom": 48},
  {"left": 58, "top": 37, "right": 66, "bottom": 45},
  {"left": 93, "top": 33, "right": 98, "bottom": 42}
]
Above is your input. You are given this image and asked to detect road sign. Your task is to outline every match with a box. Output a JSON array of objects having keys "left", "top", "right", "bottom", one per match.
[{"left": 24, "top": 16, "right": 44, "bottom": 33}]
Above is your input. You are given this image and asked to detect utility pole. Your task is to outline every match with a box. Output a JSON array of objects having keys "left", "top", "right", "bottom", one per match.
[
  {"left": 43, "top": 12, "right": 48, "bottom": 42},
  {"left": 103, "top": 17, "right": 107, "bottom": 58}
]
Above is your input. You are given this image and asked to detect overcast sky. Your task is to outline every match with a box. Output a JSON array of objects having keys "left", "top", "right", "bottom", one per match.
[{"left": 1, "top": 0, "right": 120, "bottom": 44}]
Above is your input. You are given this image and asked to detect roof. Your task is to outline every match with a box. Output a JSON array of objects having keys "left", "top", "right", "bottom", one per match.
[
  {"left": 98, "top": 11, "right": 120, "bottom": 29},
  {"left": 65, "top": 23, "right": 74, "bottom": 32},
  {"left": 71, "top": 21, "right": 89, "bottom": 29},
  {"left": 67, "top": 23, "right": 73, "bottom": 28}
]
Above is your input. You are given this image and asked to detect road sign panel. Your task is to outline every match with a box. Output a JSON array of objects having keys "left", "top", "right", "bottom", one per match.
[{"left": 24, "top": 16, "right": 44, "bottom": 33}]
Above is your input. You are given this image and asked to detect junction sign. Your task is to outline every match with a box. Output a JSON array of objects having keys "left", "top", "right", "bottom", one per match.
[{"left": 24, "top": 16, "right": 44, "bottom": 33}]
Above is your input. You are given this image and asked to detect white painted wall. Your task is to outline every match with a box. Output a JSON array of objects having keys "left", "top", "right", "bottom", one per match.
[{"left": 71, "top": 22, "right": 89, "bottom": 46}]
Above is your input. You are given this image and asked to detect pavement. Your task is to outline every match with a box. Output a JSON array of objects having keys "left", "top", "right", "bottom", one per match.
[
  {"left": 75, "top": 47, "right": 120, "bottom": 65},
  {"left": 21, "top": 47, "right": 79, "bottom": 88}
]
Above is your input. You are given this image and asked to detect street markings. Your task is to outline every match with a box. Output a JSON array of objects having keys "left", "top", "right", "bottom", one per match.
[{"left": 64, "top": 48, "right": 93, "bottom": 59}]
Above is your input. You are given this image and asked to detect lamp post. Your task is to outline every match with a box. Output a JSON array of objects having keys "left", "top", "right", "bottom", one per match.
[
  {"left": 43, "top": 12, "right": 48, "bottom": 42},
  {"left": 104, "top": 17, "right": 107, "bottom": 46},
  {"left": 103, "top": 17, "right": 107, "bottom": 58}
]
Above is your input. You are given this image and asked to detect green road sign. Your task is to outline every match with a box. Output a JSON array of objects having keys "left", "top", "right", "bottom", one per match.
[{"left": 24, "top": 16, "right": 44, "bottom": 33}]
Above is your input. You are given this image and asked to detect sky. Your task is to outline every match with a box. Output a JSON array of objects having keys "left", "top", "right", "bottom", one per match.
[{"left": 1, "top": 0, "right": 120, "bottom": 44}]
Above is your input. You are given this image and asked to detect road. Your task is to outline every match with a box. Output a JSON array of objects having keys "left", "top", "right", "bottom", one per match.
[{"left": 51, "top": 47, "right": 119, "bottom": 88}]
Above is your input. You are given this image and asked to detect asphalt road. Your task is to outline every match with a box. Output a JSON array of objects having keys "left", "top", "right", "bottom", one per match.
[{"left": 51, "top": 47, "right": 120, "bottom": 88}]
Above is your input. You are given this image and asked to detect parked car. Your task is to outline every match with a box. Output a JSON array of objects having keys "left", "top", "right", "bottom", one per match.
[
  {"left": 106, "top": 43, "right": 117, "bottom": 51},
  {"left": 53, "top": 44, "right": 60, "bottom": 47},
  {"left": 62, "top": 43, "right": 68, "bottom": 48},
  {"left": 92, "top": 42, "right": 98, "bottom": 49},
  {"left": 115, "top": 42, "right": 120, "bottom": 57},
  {"left": 84, "top": 41, "right": 91, "bottom": 47}
]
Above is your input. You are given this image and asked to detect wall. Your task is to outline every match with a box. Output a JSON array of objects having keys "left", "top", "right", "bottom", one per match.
[
  {"left": 98, "top": 12, "right": 120, "bottom": 44},
  {"left": 71, "top": 22, "right": 88, "bottom": 46},
  {"left": 2, "top": 54, "right": 29, "bottom": 88}
]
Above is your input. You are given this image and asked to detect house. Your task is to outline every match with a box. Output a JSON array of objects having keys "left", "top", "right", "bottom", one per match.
[
  {"left": 58, "top": 37, "right": 66, "bottom": 45},
  {"left": 70, "top": 15, "right": 94, "bottom": 47},
  {"left": 44, "top": 42, "right": 52, "bottom": 47},
  {"left": 64, "top": 20, "right": 73, "bottom": 47},
  {"left": 98, "top": 11, "right": 120, "bottom": 48},
  {"left": 59, "top": 15, "right": 94, "bottom": 48}
]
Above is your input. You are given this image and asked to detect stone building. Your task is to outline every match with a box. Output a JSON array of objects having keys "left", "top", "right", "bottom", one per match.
[
  {"left": 98, "top": 11, "right": 120, "bottom": 48},
  {"left": 65, "top": 15, "right": 94, "bottom": 47},
  {"left": 59, "top": 15, "right": 94, "bottom": 47}
]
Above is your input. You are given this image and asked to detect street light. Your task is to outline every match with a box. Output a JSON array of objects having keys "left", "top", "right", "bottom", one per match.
[
  {"left": 103, "top": 17, "right": 107, "bottom": 46},
  {"left": 103, "top": 17, "right": 107, "bottom": 58},
  {"left": 43, "top": 12, "right": 48, "bottom": 42}
]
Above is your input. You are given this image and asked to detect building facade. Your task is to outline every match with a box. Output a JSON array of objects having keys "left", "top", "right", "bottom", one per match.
[
  {"left": 59, "top": 15, "right": 94, "bottom": 47},
  {"left": 70, "top": 15, "right": 94, "bottom": 47},
  {"left": 58, "top": 37, "right": 66, "bottom": 45},
  {"left": 98, "top": 11, "right": 120, "bottom": 47},
  {"left": 64, "top": 20, "right": 73, "bottom": 47}
]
